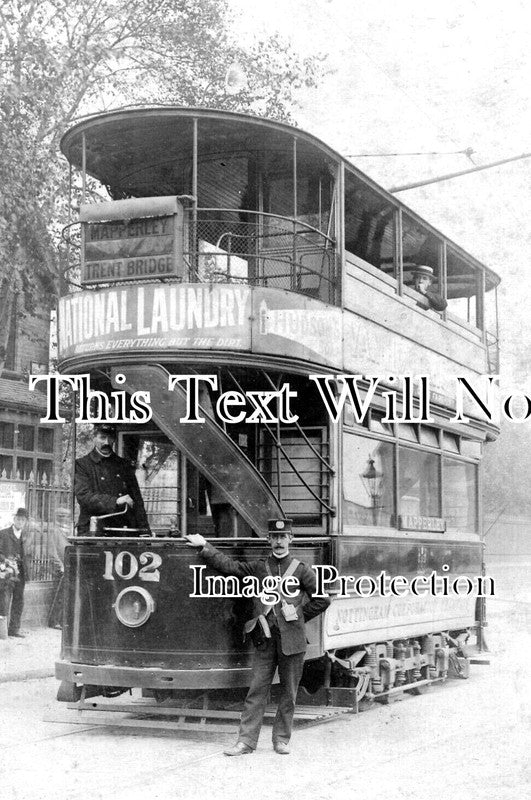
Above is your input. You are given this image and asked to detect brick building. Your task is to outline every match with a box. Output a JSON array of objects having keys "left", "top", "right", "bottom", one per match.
[{"left": 0, "top": 280, "right": 61, "bottom": 488}]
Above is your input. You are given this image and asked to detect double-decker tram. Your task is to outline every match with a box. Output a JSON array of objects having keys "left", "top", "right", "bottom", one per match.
[{"left": 55, "top": 108, "right": 500, "bottom": 712}]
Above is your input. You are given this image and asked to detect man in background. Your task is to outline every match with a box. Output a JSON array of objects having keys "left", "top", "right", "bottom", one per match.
[
  {"left": 48, "top": 506, "right": 72, "bottom": 628},
  {"left": 411, "top": 264, "right": 447, "bottom": 312},
  {"left": 0, "top": 508, "right": 30, "bottom": 637}
]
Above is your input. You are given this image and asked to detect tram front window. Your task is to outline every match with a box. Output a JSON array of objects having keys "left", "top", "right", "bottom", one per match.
[
  {"left": 126, "top": 433, "right": 182, "bottom": 534},
  {"left": 343, "top": 435, "right": 394, "bottom": 527}
]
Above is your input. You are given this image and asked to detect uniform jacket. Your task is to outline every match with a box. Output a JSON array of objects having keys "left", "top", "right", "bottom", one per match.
[
  {"left": 0, "top": 525, "right": 30, "bottom": 580},
  {"left": 200, "top": 543, "right": 330, "bottom": 655},
  {"left": 74, "top": 449, "right": 150, "bottom": 535}
]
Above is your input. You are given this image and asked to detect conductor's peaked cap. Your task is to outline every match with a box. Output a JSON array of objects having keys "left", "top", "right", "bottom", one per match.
[
  {"left": 267, "top": 518, "right": 293, "bottom": 533},
  {"left": 93, "top": 423, "right": 117, "bottom": 436}
]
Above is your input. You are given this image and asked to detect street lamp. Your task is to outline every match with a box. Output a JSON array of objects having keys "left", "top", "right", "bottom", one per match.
[{"left": 361, "top": 455, "right": 383, "bottom": 524}]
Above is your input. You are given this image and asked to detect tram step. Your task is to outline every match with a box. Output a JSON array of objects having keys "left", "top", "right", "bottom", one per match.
[{"left": 45, "top": 699, "right": 354, "bottom": 734}]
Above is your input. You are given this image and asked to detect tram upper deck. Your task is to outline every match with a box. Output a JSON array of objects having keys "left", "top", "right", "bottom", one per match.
[
  {"left": 56, "top": 108, "right": 500, "bottom": 540},
  {"left": 59, "top": 107, "right": 499, "bottom": 381}
]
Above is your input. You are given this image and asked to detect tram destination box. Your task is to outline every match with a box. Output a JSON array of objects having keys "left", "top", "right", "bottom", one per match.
[{"left": 80, "top": 197, "right": 184, "bottom": 285}]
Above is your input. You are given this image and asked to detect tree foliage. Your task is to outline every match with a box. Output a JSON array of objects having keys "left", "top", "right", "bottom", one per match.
[{"left": 0, "top": 0, "right": 326, "bottom": 364}]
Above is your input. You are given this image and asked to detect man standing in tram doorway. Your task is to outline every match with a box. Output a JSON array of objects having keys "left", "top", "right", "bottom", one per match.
[
  {"left": 0, "top": 508, "right": 31, "bottom": 637},
  {"left": 186, "top": 519, "right": 330, "bottom": 756},
  {"left": 74, "top": 423, "right": 150, "bottom": 535}
]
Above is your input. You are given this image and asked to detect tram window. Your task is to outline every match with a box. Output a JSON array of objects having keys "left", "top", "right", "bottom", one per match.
[
  {"left": 296, "top": 156, "right": 335, "bottom": 233},
  {"left": 443, "top": 457, "right": 478, "bottom": 533},
  {"left": 446, "top": 249, "right": 480, "bottom": 329},
  {"left": 343, "top": 435, "right": 394, "bottom": 527},
  {"left": 419, "top": 426, "right": 439, "bottom": 448},
  {"left": 442, "top": 432, "right": 460, "bottom": 453},
  {"left": 198, "top": 156, "right": 249, "bottom": 210},
  {"left": 369, "top": 410, "right": 393, "bottom": 436},
  {"left": 397, "top": 424, "right": 418, "bottom": 443},
  {"left": 125, "top": 434, "right": 182, "bottom": 534},
  {"left": 343, "top": 403, "right": 369, "bottom": 429},
  {"left": 460, "top": 439, "right": 482, "bottom": 459},
  {"left": 398, "top": 447, "right": 440, "bottom": 518},
  {"left": 401, "top": 215, "right": 442, "bottom": 295},
  {"left": 263, "top": 151, "right": 294, "bottom": 218},
  {"left": 344, "top": 172, "right": 395, "bottom": 274}
]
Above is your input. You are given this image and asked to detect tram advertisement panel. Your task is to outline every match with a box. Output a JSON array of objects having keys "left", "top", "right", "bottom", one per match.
[
  {"left": 58, "top": 282, "right": 489, "bottom": 419},
  {"left": 57, "top": 283, "right": 342, "bottom": 366}
]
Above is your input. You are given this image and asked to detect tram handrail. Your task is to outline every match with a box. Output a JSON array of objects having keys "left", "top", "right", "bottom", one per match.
[
  {"left": 196, "top": 207, "right": 336, "bottom": 246},
  {"left": 227, "top": 369, "right": 334, "bottom": 518},
  {"left": 59, "top": 206, "right": 338, "bottom": 305}
]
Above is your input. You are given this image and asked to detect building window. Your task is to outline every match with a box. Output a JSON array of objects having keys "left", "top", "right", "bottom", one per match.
[
  {"left": 37, "top": 459, "right": 54, "bottom": 482},
  {"left": 18, "top": 425, "right": 35, "bottom": 451},
  {"left": 0, "top": 455, "right": 13, "bottom": 477},
  {"left": 0, "top": 422, "right": 15, "bottom": 449},
  {"left": 17, "top": 456, "right": 34, "bottom": 480},
  {"left": 38, "top": 427, "right": 55, "bottom": 453}
]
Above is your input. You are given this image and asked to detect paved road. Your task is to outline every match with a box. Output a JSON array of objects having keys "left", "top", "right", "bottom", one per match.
[{"left": 0, "top": 567, "right": 529, "bottom": 800}]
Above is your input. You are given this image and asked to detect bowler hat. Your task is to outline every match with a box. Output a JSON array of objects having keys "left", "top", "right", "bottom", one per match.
[{"left": 15, "top": 508, "right": 28, "bottom": 518}]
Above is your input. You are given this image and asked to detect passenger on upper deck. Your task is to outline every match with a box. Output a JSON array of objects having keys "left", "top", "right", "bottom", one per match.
[
  {"left": 74, "top": 424, "right": 151, "bottom": 536},
  {"left": 409, "top": 265, "right": 447, "bottom": 312}
]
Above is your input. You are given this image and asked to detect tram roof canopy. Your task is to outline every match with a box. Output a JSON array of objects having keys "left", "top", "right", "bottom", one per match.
[{"left": 61, "top": 106, "right": 500, "bottom": 290}]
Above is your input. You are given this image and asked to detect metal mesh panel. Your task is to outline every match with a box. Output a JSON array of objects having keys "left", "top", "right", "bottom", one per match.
[{"left": 187, "top": 211, "right": 337, "bottom": 304}]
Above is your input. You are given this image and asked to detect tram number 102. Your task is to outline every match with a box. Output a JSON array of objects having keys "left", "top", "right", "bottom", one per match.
[{"left": 103, "top": 550, "right": 162, "bottom": 582}]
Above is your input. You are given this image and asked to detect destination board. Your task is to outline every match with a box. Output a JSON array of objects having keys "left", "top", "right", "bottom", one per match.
[{"left": 80, "top": 197, "right": 184, "bottom": 285}]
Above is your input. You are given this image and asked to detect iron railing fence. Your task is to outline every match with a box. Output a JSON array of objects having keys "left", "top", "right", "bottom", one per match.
[{"left": 0, "top": 474, "right": 72, "bottom": 582}]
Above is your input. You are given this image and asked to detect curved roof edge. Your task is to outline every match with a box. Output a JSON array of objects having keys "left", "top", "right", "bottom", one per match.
[{"left": 60, "top": 105, "right": 500, "bottom": 287}]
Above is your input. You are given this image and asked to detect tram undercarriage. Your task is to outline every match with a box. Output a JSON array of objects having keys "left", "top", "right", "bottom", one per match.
[{"left": 56, "top": 625, "right": 485, "bottom": 732}]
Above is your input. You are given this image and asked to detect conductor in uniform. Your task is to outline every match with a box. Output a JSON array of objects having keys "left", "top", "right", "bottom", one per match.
[
  {"left": 186, "top": 519, "right": 330, "bottom": 755},
  {"left": 75, "top": 423, "right": 150, "bottom": 535}
]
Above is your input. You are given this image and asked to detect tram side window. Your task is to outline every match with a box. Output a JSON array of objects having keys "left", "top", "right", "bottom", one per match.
[
  {"left": 446, "top": 249, "right": 480, "bottom": 329},
  {"left": 344, "top": 171, "right": 395, "bottom": 275},
  {"left": 443, "top": 457, "right": 478, "bottom": 533},
  {"left": 398, "top": 447, "right": 440, "bottom": 518},
  {"left": 343, "top": 434, "right": 394, "bottom": 527},
  {"left": 401, "top": 214, "right": 442, "bottom": 299}
]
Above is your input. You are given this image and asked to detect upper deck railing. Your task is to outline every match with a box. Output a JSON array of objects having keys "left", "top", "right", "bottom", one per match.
[{"left": 61, "top": 207, "right": 338, "bottom": 306}]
